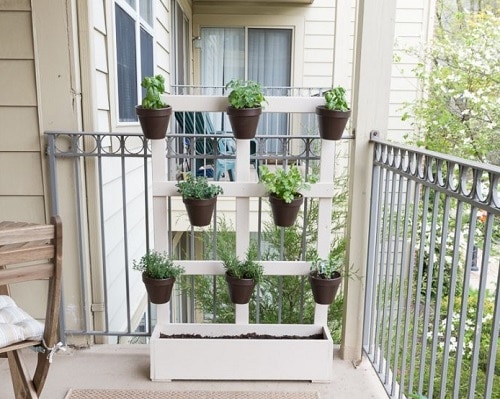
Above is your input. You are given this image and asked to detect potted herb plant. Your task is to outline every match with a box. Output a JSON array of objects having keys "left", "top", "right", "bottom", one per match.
[
  {"left": 259, "top": 164, "right": 315, "bottom": 227},
  {"left": 225, "top": 79, "right": 267, "bottom": 139},
  {"left": 135, "top": 74, "right": 172, "bottom": 140},
  {"left": 176, "top": 174, "right": 223, "bottom": 227},
  {"left": 309, "top": 239, "right": 352, "bottom": 305},
  {"left": 315, "top": 86, "right": 351, "bottom": 141},
  {"left": 222, "top": 249, "right": 263, "bottom": 304},
  {"left": 133, "top": 251, "right": 184, "bottom": 304}
]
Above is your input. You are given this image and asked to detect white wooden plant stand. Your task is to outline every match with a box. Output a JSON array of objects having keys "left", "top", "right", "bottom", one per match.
[{"left": 150, "top": 95, "right": 337, "bottom": 382}]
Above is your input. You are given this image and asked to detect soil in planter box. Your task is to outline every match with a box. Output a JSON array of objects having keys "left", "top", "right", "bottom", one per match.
[{"left": 159, "top": 332, "right": 324, "bottom": 340}]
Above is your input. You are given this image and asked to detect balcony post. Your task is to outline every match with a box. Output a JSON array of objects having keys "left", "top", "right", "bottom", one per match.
[{"left": 341, "top": 0, "right": 397, "bottom": 361}]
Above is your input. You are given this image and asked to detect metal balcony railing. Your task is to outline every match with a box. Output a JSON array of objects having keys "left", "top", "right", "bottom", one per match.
[
  {"left": 45, "top": 123, "right": 349, "bottom": 343},
  {"left": 365, "top": 134, "right": 500, "bottom": 399}
]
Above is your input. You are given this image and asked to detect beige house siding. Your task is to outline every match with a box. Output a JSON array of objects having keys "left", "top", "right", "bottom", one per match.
[
  {"left": 388, "top": 0, "right": 436, "bottom": 140},
  {"left": 0, "top": 3, "right": 45, "bottom": 223},
  {"left": 77, "top": 0, "right": 176, "bottom": 342},
  {"left": 303, "top": 0, "right": 336, "bottom": 88}
]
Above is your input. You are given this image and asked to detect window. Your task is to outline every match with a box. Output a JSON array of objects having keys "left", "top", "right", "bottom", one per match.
[
  {"left": 172, "top": 1, "right": 190, "bottom": 86},
  {"left": 200, "top": 27, "right": 292, "bottom": 151},
  {"left": 115, "top": 0, "right": 153, "bottom": 122}
]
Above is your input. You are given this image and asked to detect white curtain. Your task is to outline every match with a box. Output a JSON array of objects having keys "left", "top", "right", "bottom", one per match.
[
  {"left": 201, "top": 27, "right": 292, "bottom": 145},
  {"left": 201, "top": 28, "right": 244, "bottom": 131}
]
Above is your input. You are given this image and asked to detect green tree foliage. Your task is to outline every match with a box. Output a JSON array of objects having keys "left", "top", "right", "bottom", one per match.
[{"left": 403, "top": 6, "right": 500, "bottom": 164}]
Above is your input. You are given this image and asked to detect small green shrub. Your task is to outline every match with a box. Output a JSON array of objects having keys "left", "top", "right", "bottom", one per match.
[
  {"left": 259, "top": 164, "right": 316, "bottom": 203},
  {"left": 222, "top": 249, "right": 264, "bottom": 283},
  {"left": 140, "top": 75, "right": 168, "bottom": 109},
  {"left": 323, "top": 86, "right": 349, "bottom": 111},
  {"left": 176, "top": 174, "right": 223, "bottom": 199},
  {"left": 225, "top": 79, "right": 267, "bottom": 109},
  {"left": 133, "top": 251, "right": 184, "bottom": 279}
]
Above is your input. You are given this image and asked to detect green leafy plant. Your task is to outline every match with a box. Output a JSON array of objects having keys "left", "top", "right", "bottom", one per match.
[
  {"left": 259, "top": 164, "right": 316, "bottom": 203},
  {"left": 323, "top": 86, "right": 349, "bottom": 111},
  {"left": 310, "top": 239, "right": 346, "bottom": 279},
  {"left": 221, "top": 248, "right": 264, "bottom": 283},
  {"left": 225, "top": 79, "right": 267, "bottom": 109},
  {"left": 402, "top": 10, "right": 500, "bottom": 164},
  {"left": 140, "top": 75, "right": 168, "bottom": 109},
  {"left": 133, "top": 251, "right": 184, "bottom": 279},
  {"left": 408, "top": 394, "right": 428, "bottom": 399},
  {"left": 176, "top": 174, "right": 223, "bottom": 200}
]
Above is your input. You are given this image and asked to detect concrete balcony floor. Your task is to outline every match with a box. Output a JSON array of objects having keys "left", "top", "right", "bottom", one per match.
[{"left": 0, "top": 345, "right": 388, "bottom": 399}]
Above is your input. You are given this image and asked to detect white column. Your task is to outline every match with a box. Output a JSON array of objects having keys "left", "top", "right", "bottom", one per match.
[{"left": 341, "top": 0, "right": 397, "bottom": 361}]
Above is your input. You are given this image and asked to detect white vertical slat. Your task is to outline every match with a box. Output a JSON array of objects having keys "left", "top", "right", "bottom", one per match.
[
  {"left": 314, "top": 139, "right": 336, "bottom": 325},
  {"left": 235, "top": 138, "right": 251, "bottom": 324},
  {"left": 152, "top": 139, "right": 171, "bottom": 325}
]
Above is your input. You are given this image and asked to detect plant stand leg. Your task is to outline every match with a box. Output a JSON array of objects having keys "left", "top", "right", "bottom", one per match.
[
  {"left": 314, "top": 303, "right": 328, "bottom": 326},
  {"left": 235, "top": 304, "right": 249, "bottom": 324}
]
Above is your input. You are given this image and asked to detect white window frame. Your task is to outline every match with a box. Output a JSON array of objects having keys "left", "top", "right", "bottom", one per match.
[{"left": 114, "top": 0, "right": 155, "bottom": 125}]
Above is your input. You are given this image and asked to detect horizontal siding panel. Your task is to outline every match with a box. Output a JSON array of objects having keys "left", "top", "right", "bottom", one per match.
[
  {"left": 302, "top": 76, "right": 334, "bottom": 88},
  {"left": 94, "top": 30, "right": 108, "bottom": 73},
  {"left": 389, "top": 90, "right": 420, "bottom": 104},
  {"left": 0, "top": 60, "right": 36, "bottom": 105},
  {"left": 304, "top": 35, "right": 334, "bottom": 49},
  {"left": 303, "top": 62, "right": 333, "bottom": 77},
  {"left": 0, "top": 11, "right": 33, "bottom": 59},
  {"left": 397, "top": 0, "right": 426, "bottom": 8},
  {"left": 96, "top": 71, "right": 110, "bottom": 111},
  {"left": 0, "top": 0, "right": 30, "bottom": 11},
  {"left": 97, "top": 109, "right": 111, "bottom": 131},
  {"left": 0, "top": 107, "right": 39, "bottom": 151},
  {"left": 92, "top": 0, "right": 106, "bottom": 34},
  {"left": 388, "top": 116, "right": 413, "bottom": 131},
  {"left": 155, "top": 45, "right": 170, "bottom": 73},
  {"left": 390, "top": 76, "right": 419, "bottom": 91},
  {"left": 303, "top": 48, "right": 334, "bottom": 63},
  {"left": 393, "top": 50, "right": 420, "bottom": 64},
  {"left": 305, "top": 21, "right": 335, "bottom": 35},
  {"left": 396, "top": 9, "right": 424, "bottom": 23},
  {"left": 394, "top": 22, "right": 423, "bottom": 36},
  {"left": 0, "top": 196, "right": 45, "bottom": 223},
  {"left": 0, "top": 153, "right": 43, "bottom": 195},
  {"left": 305, "top": 7, "right": 334, "bottom": 22},
  {"left": 313, "top": 0, "right": 336, "bottom": 7}
]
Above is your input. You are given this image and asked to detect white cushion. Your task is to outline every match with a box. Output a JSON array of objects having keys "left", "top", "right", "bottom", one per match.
[{"left": 0, "top": 295, "right": 44, "bottom": 348}]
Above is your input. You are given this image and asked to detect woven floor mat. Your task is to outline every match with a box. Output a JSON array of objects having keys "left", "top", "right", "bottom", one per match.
[{"left": 64, "top": 390, "right": 320, "bottom": 399}]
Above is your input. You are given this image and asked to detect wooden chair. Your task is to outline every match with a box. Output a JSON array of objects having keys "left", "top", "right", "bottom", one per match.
[{"left": 0, "top": 216, "right": 63, "bottom": 399}]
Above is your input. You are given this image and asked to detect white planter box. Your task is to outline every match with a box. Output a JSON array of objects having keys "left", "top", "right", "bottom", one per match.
[{"left": 150, "top": 323, "right": 333, "bottom": 382}]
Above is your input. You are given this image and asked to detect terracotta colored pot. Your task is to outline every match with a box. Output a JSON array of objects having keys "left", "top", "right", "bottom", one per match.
[
  {"left": 315, "top": 106, "right": 351, "bottom": 141},
  {"left": 183, "top": 196, "right": 217, "bottom": 227},
  {"left": 142, "top": 273, "right": 175, "bottom": 304},
  {"left": 135, "top": 106, "right": 172, "bottom": 140},
  {"left": 225, "top": 273, "right": 256, "bottom": 304},
  {"left": 309, "top": 271, "right": 342, "bottom": 305},
  {"left": 269, "top": 193, "right": 304, "bottom": 227},
  {"left": 227, "top": 107, "right": 262, "bottom": 139}
]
